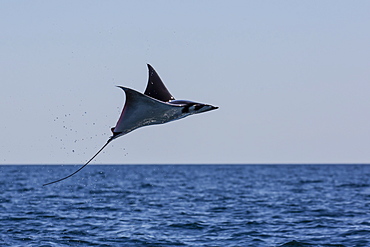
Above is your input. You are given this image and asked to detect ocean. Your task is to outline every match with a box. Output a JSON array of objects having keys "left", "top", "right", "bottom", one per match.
[{"left": 1, "top": 164, "right": 370, "bottom": 246}]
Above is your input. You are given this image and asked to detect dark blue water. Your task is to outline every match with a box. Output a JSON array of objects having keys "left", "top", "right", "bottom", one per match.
[{"left": 1, "top": 165, "right": 370, "bottom": 246}]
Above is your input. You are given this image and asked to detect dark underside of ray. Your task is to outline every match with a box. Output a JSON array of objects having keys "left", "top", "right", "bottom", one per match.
[{"left": 42, "top": 140, "right": 111, "bottom": 186}]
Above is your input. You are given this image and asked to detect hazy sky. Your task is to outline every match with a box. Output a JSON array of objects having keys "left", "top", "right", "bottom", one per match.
[{"left": 1, "top": 1, "right": 370, "bottom": 164}]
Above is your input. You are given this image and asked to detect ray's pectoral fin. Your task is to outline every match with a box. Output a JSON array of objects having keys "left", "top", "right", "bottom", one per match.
[{"left": 144, "top": 64, "right": 175, "bottom": 102}]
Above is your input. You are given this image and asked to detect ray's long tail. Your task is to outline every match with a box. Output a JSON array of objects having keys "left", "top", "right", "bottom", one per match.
[{"left": 43, "top": 139, "right": 112, "bottom": 186}]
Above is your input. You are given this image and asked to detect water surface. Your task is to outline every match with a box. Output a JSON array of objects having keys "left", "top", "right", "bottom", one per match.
[{"left": 1, "top": 164, "right": 370, "bottom": 246}]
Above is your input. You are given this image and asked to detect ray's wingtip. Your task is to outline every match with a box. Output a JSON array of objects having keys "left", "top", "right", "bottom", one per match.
[
  {"left": 147, "top": 63, "right": 154, "bottom": 70},
  {"left": 116, "top": 85, "right": 127, "bottom": 91}
]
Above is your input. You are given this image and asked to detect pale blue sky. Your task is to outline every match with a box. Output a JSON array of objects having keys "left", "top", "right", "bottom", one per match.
[{"left": 1, "top": 1, "right": 370, "bottom": 164}]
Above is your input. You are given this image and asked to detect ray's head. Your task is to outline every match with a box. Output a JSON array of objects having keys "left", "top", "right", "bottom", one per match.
[
  {"left": 188, "top": 103, "right": 218, "bottom": 114},
  {"left": 170, "top": 100, "right": 218, "bottom": 115}
]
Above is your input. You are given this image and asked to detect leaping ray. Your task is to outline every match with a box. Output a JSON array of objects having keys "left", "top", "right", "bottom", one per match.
[{"left": 43, "top": 64, "right": 218, "bottom": 186}]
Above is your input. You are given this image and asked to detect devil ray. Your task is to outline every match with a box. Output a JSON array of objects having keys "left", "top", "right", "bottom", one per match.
[{"left": 44, "top": 64, "right": 218, "bottom": 186}]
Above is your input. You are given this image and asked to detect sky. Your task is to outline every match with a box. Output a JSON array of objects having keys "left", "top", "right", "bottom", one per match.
[{"left": 1, "top": 1, "right": 370, "bottom": 164}]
